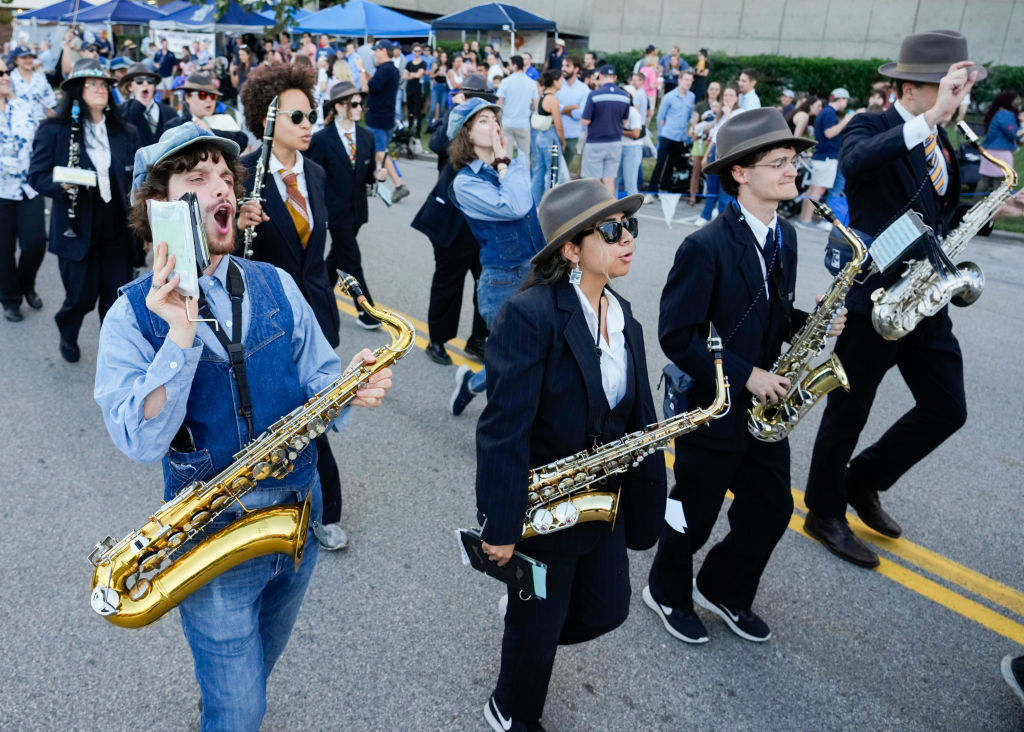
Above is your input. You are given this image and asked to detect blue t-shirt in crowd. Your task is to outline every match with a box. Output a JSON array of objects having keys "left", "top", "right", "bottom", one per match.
[
  {"left": 154, "top": 49, "right": 177, "bottom": 78},
  {"left": 367, "top": 61, "right": 400, "bottom": 130},
  {"left": 813, "top": 104, "right": 841, "bottom": 160},
  {"left": 581, "top": 83, "right": 632, "bottom": 143}
]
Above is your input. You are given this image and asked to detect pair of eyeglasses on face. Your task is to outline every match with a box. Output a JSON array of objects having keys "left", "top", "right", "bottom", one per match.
[
  {"left": 191, "top": 90, "right": 217, "bottom": 100},
  {"left": 588, "top": 217, "right": 639, "bottom": 244},
  {"left": 83, "top": 80, "right": 109, "bottom": 90},
  {"left": 132, "top": 77, "right": 158, "bottom": 86},
  {"left": 747, "top": 155, "right": 801, "bottom": 171},
  {"left": 279, "top": 108, "right": 318, "bottom": 125}
]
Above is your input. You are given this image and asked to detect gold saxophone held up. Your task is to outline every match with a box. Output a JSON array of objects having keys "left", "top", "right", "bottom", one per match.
[
  {"left": 871, "top": 121, "right": 1018, "bottom": 340},
  {"left": 747, "top": 202, "right": 868, "bottom": 442},
  {"left": 88, "top": 272, "right": 414, "bottom": 628},
  {"left": 522, "top": 327, "right": 730, "bottom": 539}
]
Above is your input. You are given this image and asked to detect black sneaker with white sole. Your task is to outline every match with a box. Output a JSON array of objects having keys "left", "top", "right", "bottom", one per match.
[
  {"left": 484, "top": 694, "right": 543, "bottom": 731},
  {"left": 642, "top": 585, "right": 709, "bottom": 643},
  {"left": 692, "top": 584, "right": 771, "bottom": 642},
  {"left": 1002, "top": 655, "right": 1024, "bottom": 707}
]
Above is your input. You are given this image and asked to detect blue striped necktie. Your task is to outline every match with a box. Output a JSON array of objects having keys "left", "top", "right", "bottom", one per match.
[{"left": 924, "top": 133, "right": 948, "bottom": 196}]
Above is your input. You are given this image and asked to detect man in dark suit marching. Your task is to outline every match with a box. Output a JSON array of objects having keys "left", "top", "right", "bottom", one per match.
[
  {"left": 118, "top": 63, "right": 177, "bottom": 147},
  {"left": 237, "top": 62, "right": 349, "bottom": 551},
  {"left": 802, "top": 31, "right": 981, "bottom": 567},
  {"left": 307, "top": 80, "right": 386, "bottom": 331},
  {"left": 644, "top": 109, "right": 844, "bottom": 644}
]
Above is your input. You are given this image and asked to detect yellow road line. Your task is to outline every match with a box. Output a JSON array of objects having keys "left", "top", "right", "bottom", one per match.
[{"left": 339, "top": 294, "right": 1024, "bottom": 640}]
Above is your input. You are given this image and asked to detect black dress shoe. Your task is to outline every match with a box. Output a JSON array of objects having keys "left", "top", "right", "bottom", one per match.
[
  {"left": 804, "top": 510, "right": 880, "bottom": 568},
  {"left": 847, "top": 485, "right": 903, "bottom": 538},
  {"left": 464, "top": 334, "right": 486, "bottom": 361},
  {"left": 4, "top": 306, "right": 23, "bottom": 322},
  {"left": 24, "top": 292, "right": 43, "bottom": 310},
  {"left": 425, "top": 340, "right": 453, "bottom": 366},
  {"left": 59, "top": 338, "right": 81, "bottom": 363}
]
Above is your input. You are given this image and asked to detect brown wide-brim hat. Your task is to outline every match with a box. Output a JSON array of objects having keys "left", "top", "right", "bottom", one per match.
[
  {"left": 183, "top": 72, "right": 221, "bottom": 95},
  {"left": 120, "top": 63, "right": 160, "bottom": 86},
  {"left": 534, "top": 178, "right": 643, "bottom": 263},
  {"left": 704, "top": 107, "right": 815, "bottom": 175},
  {"left": 878, "top": 29, "right": 987, "bottom": 84},
  {"left": 60, "top": 58, "right": 116, "bottom": 90},
  {"left": 325, "top": 80, "right": 359, "bottom": 105}
]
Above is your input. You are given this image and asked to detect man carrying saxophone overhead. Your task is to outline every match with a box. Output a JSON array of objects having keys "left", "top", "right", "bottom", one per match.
[
  {"left": 803, "top": 31, "right": 980, "bottom": 569},
  {"left": 92, "top": 123, "right": 393, "bottom": 731}
]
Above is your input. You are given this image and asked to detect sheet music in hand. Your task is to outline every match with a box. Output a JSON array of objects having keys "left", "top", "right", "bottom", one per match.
[{"left": 147, "top": 192, "right": 212, "bottom": 300}]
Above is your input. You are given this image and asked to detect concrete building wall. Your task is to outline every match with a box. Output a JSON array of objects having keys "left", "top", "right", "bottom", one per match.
[{"left": 391, "top": 0, "right": 1024, "bottom": 66}]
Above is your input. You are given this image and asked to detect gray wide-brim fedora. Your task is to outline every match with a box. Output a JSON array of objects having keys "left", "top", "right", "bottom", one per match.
[
  {"left": 183, "top": 72, "right": 221, "bottom": 95},
  {"left": 704, "top": 107, "right": 814, "bottom": 175},
  {"left": 60, "top": 58, "right": 116, "bottom": 90},
  {"left": 326, "top": 80, "right": 360, "bottom": 105},
  {"left": 534, "top": 178, "right": 643, "bottom": 263},
  {"left": 878, "top": 29, "right": 987, "bottom": 84},
  {"left": 119, "top": 62, "right": 160, "bottom": 86}
]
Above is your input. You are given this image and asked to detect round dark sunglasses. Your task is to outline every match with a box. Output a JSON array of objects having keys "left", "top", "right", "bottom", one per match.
[
  {"left": 279, "top": 108, "right": 318, "bottom": 125},
  {"left": 589, "top": 217, "right": 639, "bottom": 244}
]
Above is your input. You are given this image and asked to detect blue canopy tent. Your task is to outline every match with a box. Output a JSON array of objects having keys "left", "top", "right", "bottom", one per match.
[
  {"left": 431, "top": 2, "right": 555, "bottom": 49},
  {"left": 151, "top": 0, "right": 274, "bottom": 32},
  {"left": 259, "top": 6, "right": 312, "bottom": 26},
  {"left": 154, "top": 0, "right": 191, "bottom": 14},
  {"left": 60, "top": 0, "right": 165, "bottom": 23},
  {"left": 18, "top": 0, "right": 96, "bottom": 21},
  {"left": 293, "top": 0, "right": 430, "bottom": 40}
]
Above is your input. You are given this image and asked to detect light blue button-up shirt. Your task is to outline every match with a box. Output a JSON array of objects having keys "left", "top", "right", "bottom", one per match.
[
  {"left": 95, "top": 256, "right": 348, "bottom": 466},
  {"left": 657, "top": 88, "right": 696, "bottom": 143},
  {"left": 556, "top": 77, "right": 591, "bottom": 140}
]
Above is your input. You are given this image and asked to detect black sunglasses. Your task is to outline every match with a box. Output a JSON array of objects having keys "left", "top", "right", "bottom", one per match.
[
  {"left": 0, "top": 69, "right": 9, "bottom": 77},
  {"left": 588, "top": 217, "right": 639, "bottom": 244},
  {"left": 279, "top": 108, "right": 318, "bottom": 125},
  {"left": 347, "top": 100, "right": 363, "bottom": 108},
  {"left": 132, "top": 76, "right": 158, "bottom": 85}
]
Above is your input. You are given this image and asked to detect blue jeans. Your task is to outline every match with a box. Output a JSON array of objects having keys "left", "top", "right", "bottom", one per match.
[
  {"left": 618, "top": 144, "right": 643, "bottom": 196},
  {"left": 470, "top": 263, "right": 530, "bottom": 392},
  {"left": 179, "top": 485, "right": 322, "bottom": 732},
  {"left": 530, "top": 126, "right": 560, "bottom": 206},
  {"left": 429, "top": 82, "right": 449, "bottom": 119},
  {"left": 368, "top": 125, "right": 393, "bottom": 153}
]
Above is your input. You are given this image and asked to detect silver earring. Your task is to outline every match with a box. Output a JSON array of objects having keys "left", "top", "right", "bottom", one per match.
[{"left": 568, "top": 263, "right": 582, "bottom": 285}]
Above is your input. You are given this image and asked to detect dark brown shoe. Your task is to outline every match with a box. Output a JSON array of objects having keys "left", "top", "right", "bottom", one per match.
[
  {"left": 804, "top": 511, "right": 880, "bottom": 568},
  {"left": 847, "top": 485, "right": 902, "bottom": 538}
]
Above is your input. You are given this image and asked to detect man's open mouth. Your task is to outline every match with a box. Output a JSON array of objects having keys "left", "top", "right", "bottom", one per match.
[{"left": 212, "top": 203, "right": 233, "bottom": 235}]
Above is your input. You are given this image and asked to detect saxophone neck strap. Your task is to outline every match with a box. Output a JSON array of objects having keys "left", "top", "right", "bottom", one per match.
[{"left": 197, "top": 259, "right": 255, "bottom": 442}]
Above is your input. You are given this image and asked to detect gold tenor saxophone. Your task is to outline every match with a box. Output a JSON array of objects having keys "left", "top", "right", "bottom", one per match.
[
  {"left": 522, "top": 327, "right": 730, "bottom": 539},
  {"left": 871, "top": 121, "right": 1018, "bottom": 340},
  {"left": 747, "top": 201, "right": 868, "bottom": 442},
  {"left": 88, "top": 272, "right": 414, "bottom": 628},
  {"left": 240, "top": 95, "right": 278, "bottom": 258}
]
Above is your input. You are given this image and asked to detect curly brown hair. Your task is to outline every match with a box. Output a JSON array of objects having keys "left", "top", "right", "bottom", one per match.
[
  {"left": 128, "top": 142, "right": 247, "bottom": 242},
  {"left": 240, "top": 62, "right": 317, "bottom": 135}
]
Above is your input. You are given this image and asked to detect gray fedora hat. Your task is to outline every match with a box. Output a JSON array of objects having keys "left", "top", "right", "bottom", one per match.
[
  {"left": 119, "top": 62, "right": 160, "bottom": 86},
  {"left": 704, "top": 108, "right": 814, "bottom": 175},
  {"left": 183, "top": 72, "right": 221, "bottom": 95},
  {"left": 460, "top": 73, "right": 497, "bottom": 102},
  {"left": 533, "top": 178, "right": 643, "bottom": 264},
  {"left": 325, "top": 80, "right": 360, "bottom": 105},
  {"left": 878, "top": 30, "right": 987, "bottom": 84},
  {"left": 60, "top": 58, "right": 116, "bottom": 90}
]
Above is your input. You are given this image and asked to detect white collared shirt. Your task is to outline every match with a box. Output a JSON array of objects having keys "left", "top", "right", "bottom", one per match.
[
  {"left": 84, "top": 117, "right": 112, "bottom": 203},
  {"left": 334, "top": 118, "right": 357, "bottom": 162},
  {"left": 572, "top": 284, "right": 628, "bottom": 408},
  {"left": 894, "top": 100, "right": 948, "bottom": 184},
  {"left": 269, "top": 150, "right": 314, "bottom": 227},
  {"left": 736, "top": 199, "right": 778, "bottom": 299}
]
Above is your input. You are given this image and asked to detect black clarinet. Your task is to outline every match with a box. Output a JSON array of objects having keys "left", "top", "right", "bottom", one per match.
[
  {"left": 241, "top": 95, "right": 279, "bottom": 258},
  {"left": 549, "top": 143, "right": 559, "bottom": 189},
  {"left": 64, "top": 100, "right": 82, "bottom": 238}
]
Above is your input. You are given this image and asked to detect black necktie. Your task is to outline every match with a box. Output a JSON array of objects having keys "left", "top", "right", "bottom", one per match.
[{"left": 760, "top": 227, "right": 778, "bottom": 301}]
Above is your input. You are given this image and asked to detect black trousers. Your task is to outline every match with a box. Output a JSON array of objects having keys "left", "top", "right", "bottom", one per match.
[
  {"left": 326, "top": 223, "right": 373, "bottom": 306},
  {"left": 406, "top": 87, "right": 424, "bottom": 136},
  {"left": 648, "top": 436, "right": 792, "bottom": 612},
  {"left": 804, "top": 309, "right": 967, "bottom": 519},
  {"left": 0, "top": 196, "right": 46, "bottom": 308},
  {"left": 495, "top": 520, "right": 629, "bottom": 723},
  {"left": 315, "top": 434, "right": 343, "bottom": 524},
  {"left": 648, "top": 138, "right": 688, "bottom": 193},
  {"left": 427, "top": 231, "right": 488, "bottom": 344}
]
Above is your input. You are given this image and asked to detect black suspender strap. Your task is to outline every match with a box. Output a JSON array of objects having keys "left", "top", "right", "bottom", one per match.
[{"left": 197, "top": 260, "right": 255, "bottom": 443}]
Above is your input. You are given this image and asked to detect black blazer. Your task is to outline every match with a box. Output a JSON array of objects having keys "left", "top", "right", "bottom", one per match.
[
  {"left": 840, "top": 106, "right": 961, "bottom": 312},
  {"left": 476, "top": 281, "right": 667, "bottom": 550},
  {"left": 118, "top": 99, "right": 178, "bottom": 147},
  {"left": 28, "top": 117, "right": 140, "bottom": 262},
  {"left": 659, "top": 204, "right": 806, "bottom": 446},
  {"left": 305, "top": 122, "right": 375, "bottom": 230},
  {"left": 240, "top": 149, "right": 340, "bottom": 348},
  {"left": 410, "top": 162, "right": 476, "bottom": 248}
]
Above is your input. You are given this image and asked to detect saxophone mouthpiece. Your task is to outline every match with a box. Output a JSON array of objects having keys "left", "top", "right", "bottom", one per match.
[
  {"left": 957, "top": 120, "right": 979, "bottom": 145},
  {"left": 335, "top": 270, "right": 366, "bottom": 304},
  {"left": 812, "top": 199, "right": 836, "bottom": 223},
  {"left": 706, "top": 323, "right": 723, "bottom": 357}
]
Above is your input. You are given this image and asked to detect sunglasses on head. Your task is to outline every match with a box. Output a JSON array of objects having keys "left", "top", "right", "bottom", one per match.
[
  {"left": 279, "top": 108, "right": 318, "bottom": 125},
  {"left": 132, "top": 76, "right": 158, "bottom": 85},
  {"left": 191, "top": 90, "right": 217, "bottom": 100},
  {"left": 588, "top": 217, "right": 639, "bottom": 244}
]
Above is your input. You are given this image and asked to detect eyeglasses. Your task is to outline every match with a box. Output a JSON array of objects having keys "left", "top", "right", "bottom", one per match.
[
  {"left": 132, "top": 77, "right": 158, "bottom": 86},
  {"left": 191, "top": 90, "right": 218, "bottom": 100},
  {"left": 748, "top": 155, "right": 800, "bottom": 171},
  {"left": 279, "top": 108, "right": 318, "bottom": 125},
  {"left": 83, "top": 80, "right": 109, "bottom": 90},
  {"left": 588, "top": 217, "right": 639, "bottom": 244}
]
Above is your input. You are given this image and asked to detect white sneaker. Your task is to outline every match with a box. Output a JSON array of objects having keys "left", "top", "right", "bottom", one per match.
[
  {"left": 643, "top": 193, "right": 657, "bottom": 205},
  {"left": 691, "top": 216, "right": 710, "bottom": 228},
  {"left": 710, "top": 208, "right": 719, "bottom": 220},
  {"left": 314, "top": 522, "right": 349, "bottom": 551}
]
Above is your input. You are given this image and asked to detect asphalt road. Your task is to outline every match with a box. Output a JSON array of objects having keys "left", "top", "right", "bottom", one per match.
[{"left": 1, "top": 155, "right": 1022, "bottom": 731}]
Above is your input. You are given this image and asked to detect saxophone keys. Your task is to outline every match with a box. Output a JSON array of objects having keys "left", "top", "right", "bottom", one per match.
[
  {"left": 551, "top": 501, "right": 580, "bottom": 527},
  {"left": 139, "top": 549, "right": 166, "bottom": 572},
  {"left": 184, "top": 510, "right": 210, "bottom": 532},
  {"left": 165, "top": 531, "right": 186, "bottom": 548},
  {"left": 231, "top": 477, "right": 250, "bottom": 492},
  {"left": 530, "top": 508, "right": 555, "bottom": 533},
  {"left": 209, "top": 495, "right": 232, "bottom": 511},
  {"left": 252, "top": 462, "right": 271, "bottom": 481},
  {"left": 127, "top": 577, "right": 152, "bottom": 601}
]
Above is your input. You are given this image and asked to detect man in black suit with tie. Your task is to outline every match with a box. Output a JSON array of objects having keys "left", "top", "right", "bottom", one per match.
[
  {"left": 118, "top": 63, "right": 176, "bottom": 147},
  {"left": 307, "top": 80, "right": 386, "bottom": 331},
  {"left": 645, "top": 109, "right": 844, "bottom": 643},
  {"left": 803, "top": 31, "right": 981, "bottom": 568},
  {"left": 237, "top": 62, "right": 349, "bottom": 551}
]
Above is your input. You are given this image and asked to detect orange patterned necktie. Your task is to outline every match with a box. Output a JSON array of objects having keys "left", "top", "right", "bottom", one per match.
[
  {"left": 280, "top": 170, "right": 311, "bottom": 247},
  {"left": 344, "top": 130, "right": 356, "bottom": 164},
  {"left": 923, "top": 134, "right": 948, "bottom": 196}
]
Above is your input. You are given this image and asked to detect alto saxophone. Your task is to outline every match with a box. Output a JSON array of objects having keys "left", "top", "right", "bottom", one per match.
[
  {"left": 88, "top": 272, "right": 414, "bottom": 628},
  {"left": 871, "top": 121, "right": 1018, "bottom": 340},
  {"left": 240, "top": 95, "right": 279, "bottom": 259},
  {"left": 747, "top": 202, "right": 868, "bottom": 442},
  {"left": 522, "top": 327, "right": 730, "bottom": 539}
]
